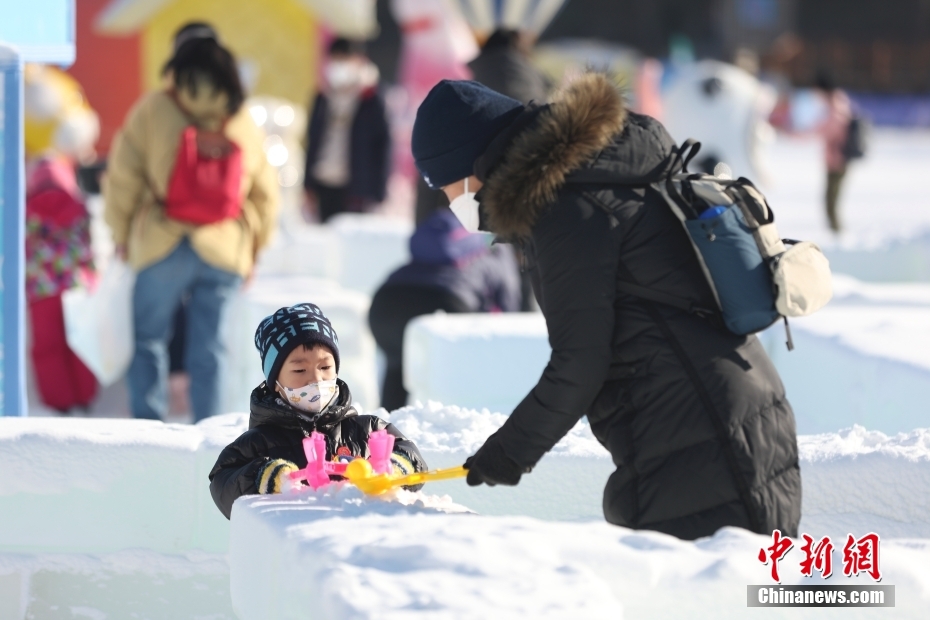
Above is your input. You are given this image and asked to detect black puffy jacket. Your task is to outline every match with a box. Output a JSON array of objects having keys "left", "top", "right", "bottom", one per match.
[
  {"left": 208, "top": 379, "right": 427, "bottom": 519},
  {"left": 477, "top": 73, "right": 801, "bottom": 540}
]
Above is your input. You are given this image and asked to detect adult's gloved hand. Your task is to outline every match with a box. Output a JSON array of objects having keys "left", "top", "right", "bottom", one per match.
[{"left": 464, "top": 434, "right": 528, "bottom": 487}]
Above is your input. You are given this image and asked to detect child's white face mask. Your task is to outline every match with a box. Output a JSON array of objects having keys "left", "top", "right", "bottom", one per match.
[
  {"left": 449, "top": 177, "right": 481, "bottom": 233},
  {"left": 277, "top": 379, "right": 339, "bottom": 414}
]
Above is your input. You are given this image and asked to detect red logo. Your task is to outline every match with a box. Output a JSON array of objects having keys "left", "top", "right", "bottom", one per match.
[
  {"left": 842, "top": 533, "right": 882, "bottom": 581},
  {"left": 800, "top": 534, "right": 834, "bottom": 578},
  {"left": 758, "top": 530, "right": 882, "bottom": 583},
  {"left": 758, "top": 530, "right": 794, "bottom": 583}
]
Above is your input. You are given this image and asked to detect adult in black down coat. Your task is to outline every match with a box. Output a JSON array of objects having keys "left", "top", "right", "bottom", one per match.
[{"left": 411, "top": 74, "right": 801, "bottom": 540}]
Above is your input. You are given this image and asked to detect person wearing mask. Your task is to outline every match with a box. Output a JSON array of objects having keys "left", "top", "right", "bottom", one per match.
[
  {"left": 369, "top": 208, "right": 522, "bottom": 410},
  {"left": 303, "top": 38, "right": 391, "bottom": 222},
  {"left": 411, "top": 75, "right": 801, "bottom": 540},
  {"left": 104, "top": 34, "right": 279, "bottom": 422}
]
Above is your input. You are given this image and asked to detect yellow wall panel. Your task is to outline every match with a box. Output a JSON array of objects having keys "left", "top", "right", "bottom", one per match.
[{"left": 141, "top": 0, "right": 319, "bottom": 106}]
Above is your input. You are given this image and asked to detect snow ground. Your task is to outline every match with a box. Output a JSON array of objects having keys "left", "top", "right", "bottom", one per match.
[
  {"left": 8, "top": 129, "right": 930, "bottom": 618},
  {"left": 3, "top": 408, "right": 930, "bottom": 618},
  {"left": 231, "top": 494, "right": 930, "bottom": 620}
]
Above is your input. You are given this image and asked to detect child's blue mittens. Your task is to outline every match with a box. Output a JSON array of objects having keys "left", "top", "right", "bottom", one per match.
[
  {"left": 464, "top": 434, "right": 528, "bottom": 487},
  {"left": 257, "top": 459, "right": 299, "bottom": 494}
]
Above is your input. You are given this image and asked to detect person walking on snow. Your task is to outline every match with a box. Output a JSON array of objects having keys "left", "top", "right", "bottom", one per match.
[
  {"left": 303, "top": 38, "right": 391, "bottom": 222},
  {"left": 412, "top": 74, "right": 801, "bottom": 540},
  {"left": 815, "top": 71, "right": 853, "bottom": 233},
  {"left": 104, "top": 34, "right": 279, "bottom": 422}
]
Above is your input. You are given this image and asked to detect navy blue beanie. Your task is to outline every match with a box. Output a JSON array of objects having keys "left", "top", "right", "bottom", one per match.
[
  {"left": 254, "top": 303, "right": 340, "bottom": 384},
  {"left": 412, "top": 80, "right": 523, "bottom": 189}
]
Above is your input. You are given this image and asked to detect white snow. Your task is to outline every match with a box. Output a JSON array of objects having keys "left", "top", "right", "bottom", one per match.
[
  {"left": 229, "top": 494, "right": 930, "bottom": 620},
  {"left": 401, "top": 278, "right": 930, "bottom": 436},
  {"left": 0, "top": 414, "right": 244, "bottom": 554},
  {"left": 765, "top": 130, "right": 930, "bottom": 256},
  {"left": 761, "top": 274, "right": 930, "bottom": 435},
  {"left": 4, "top": 407, "right": 930, "bottom": 619},
  {"left": 403, "top": 312, "right": 550, "bottom": 413},
  {"left": 254, "top": 212, "right": 412, "bottom": 296},
  {"left": 9, "top": 129, "right": 930, "bottom": 618}
]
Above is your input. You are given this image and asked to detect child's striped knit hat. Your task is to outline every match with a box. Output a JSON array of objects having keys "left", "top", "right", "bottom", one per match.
[{"left": 254, "top": 303, "right": 340, "bottom": 384}]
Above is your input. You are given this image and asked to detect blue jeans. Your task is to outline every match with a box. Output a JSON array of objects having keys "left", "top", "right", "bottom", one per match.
[{"left": 128, "top": 239, "right": 241, "bottom": 421}]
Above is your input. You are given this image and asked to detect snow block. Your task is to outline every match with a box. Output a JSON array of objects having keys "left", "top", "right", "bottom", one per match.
[
  {"left": 799, "top": 425, "right": 930, "bottom": 539},
  {"left": 253, "top": 213, "right": 411, "bottom": 296},
  {"left": 403, "top": 313, "right": 550, "bottom": 414},
  {"left": 229, "top": 496, "right": 930, "bottom": 620},
  {"left": 824, "top": 231, "right": 930, "bottom": 283},
  {"left": 0, "top": 415, "right": 247, "bottom": 554},
  {"left": 761, "top": 276, "right": 930, "bottom": 435},
  {"left": 326, "top": 212, "right": 412, "bottom": 296},
  {"left": 391, "top": 402, "right": 615, "bottom": 521},
  {"left": 0, "top": 551, "right": 234, "bottom": 620},
  {"left": 222, "top": 275, "right": 380, "bottom": 412},
  {"left": 253, "top": 225, "right": 339, "bottom": 279}
]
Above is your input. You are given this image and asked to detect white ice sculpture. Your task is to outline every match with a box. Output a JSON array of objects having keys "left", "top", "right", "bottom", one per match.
[{"left": 662, "top": 60, "right": 777, "bottom": 184}]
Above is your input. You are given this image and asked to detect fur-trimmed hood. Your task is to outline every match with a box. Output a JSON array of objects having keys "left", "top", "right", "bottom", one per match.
[{"left": 479, "top": 73, "right": 675, "bottom": 239}]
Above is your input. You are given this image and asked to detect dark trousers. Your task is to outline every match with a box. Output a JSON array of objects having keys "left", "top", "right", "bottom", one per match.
[
  {"left": 368, "top": 284, "right": 470, "bottom": 411},
  {"left": 314, "top": 183, "right": 350, "bottom": 223},
  {"left": 826, "top": 168, "right": 846, "bottom": 233}
]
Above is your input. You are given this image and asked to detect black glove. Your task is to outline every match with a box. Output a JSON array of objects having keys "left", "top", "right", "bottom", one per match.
[{"left": 463, "top": 435, "right": 528, "bottom": 487}]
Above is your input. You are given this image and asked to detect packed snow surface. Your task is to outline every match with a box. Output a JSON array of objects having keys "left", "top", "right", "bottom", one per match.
[
  {"left": 761, "top": 275, "right": 930, "bottom": 434},
  {"left": 231, "top": 489, "right": 930, "bottom": 620},
  {"left": 401, "top": 279, "right": 930, "bottom": 436},
  {"left": 4, "top": 407, "right": 930, "bottom": 556}
]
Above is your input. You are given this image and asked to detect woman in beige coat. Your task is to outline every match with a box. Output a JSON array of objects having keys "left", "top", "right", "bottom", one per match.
[{"left": 104, "top": 36, "right": 278, "bottom": 421}]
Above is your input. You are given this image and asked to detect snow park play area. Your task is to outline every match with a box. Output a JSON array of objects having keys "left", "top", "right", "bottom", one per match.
[{"left": 1, "top": 127, "right": 930, "bottom": 620}]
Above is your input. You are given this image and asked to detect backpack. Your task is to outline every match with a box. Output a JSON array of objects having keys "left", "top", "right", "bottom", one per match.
[
  {"left": 842, "top": 115, "right": 869, "bottom": 161},
  {"left": 162, "top": 98, "right": 244, "bottom": 225},
  {"left": 582, "top": 140, "right": 833, "bottom": 350}
]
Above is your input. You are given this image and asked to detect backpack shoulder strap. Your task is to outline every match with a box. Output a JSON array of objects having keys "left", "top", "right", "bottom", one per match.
[{"left": 579, "top": 188, "right": 718, "bottom": 319}]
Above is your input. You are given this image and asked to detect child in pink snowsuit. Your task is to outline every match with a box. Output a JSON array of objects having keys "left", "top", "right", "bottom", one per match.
[{"left": 25, "top": 157, "right": 97, "bottom": 412}]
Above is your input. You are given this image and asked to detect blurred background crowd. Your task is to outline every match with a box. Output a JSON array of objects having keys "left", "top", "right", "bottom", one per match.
[{"left": 22, "top": 0, "right": 930, "bottom": 421}]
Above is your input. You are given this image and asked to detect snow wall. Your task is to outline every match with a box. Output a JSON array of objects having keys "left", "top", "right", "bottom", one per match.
[
  {"left": 404, "top": 276, "right": 930, "bottom": 436},
  {"left": 2, "top": 411, "right": 930, "bottom": 618}
]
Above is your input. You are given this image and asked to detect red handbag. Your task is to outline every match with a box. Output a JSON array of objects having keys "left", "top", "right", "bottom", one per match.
[{"left": 163, "top": 122, "right": 243, "bottom": 225}]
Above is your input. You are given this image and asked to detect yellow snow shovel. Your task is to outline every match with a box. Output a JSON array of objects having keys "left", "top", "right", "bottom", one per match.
[{"left": 344, "top": 458, "right": 467, "bottom": 495}]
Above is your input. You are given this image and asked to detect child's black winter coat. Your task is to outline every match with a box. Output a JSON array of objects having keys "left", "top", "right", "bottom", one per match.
[{"left": 209, "top": 379, "right": 427, "bottom": 519}]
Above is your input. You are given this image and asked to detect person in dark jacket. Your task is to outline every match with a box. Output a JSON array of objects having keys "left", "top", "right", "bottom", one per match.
[
  {"left": 468, "top": 28, "right": 549, "bottom": 109},
  {"left": 369, "top": 207, "right": 522, "bottom": 411},
  {"left": 209, "top": 303, "right": 426, "bottom": 519},
  {"left": 411, "top": 75, "right": 801, "bottom": 541},
  {"left": 304, "top": 38, "right": 391, "bottom": 222},
  {"left": 467, "top": 28, "right": 549, "bottom": 311}
]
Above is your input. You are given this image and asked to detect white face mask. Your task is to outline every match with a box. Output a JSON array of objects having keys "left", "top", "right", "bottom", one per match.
[
  {"left": 277, "top": 379, "right": 339, "bottom": 414},
  {"left": 326, "top": 61, "right": 359, "bottom": 90},
  {"left": 449, "top": 177, "right": 481, "bottom": 233}
]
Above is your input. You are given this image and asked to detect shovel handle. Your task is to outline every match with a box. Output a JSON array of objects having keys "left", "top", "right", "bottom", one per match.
[{"left": 391, "top": 465, "right": 467, "bottom": 488}]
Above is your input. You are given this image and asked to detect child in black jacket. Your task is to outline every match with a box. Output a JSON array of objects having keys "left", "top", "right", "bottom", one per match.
[{"left": 209, "top": 302, "right": 426, "bottom": 519}]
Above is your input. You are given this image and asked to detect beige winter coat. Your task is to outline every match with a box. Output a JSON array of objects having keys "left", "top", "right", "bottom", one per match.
[{"left": 103, "top": 91, "right": 279, "bottom": 277}]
